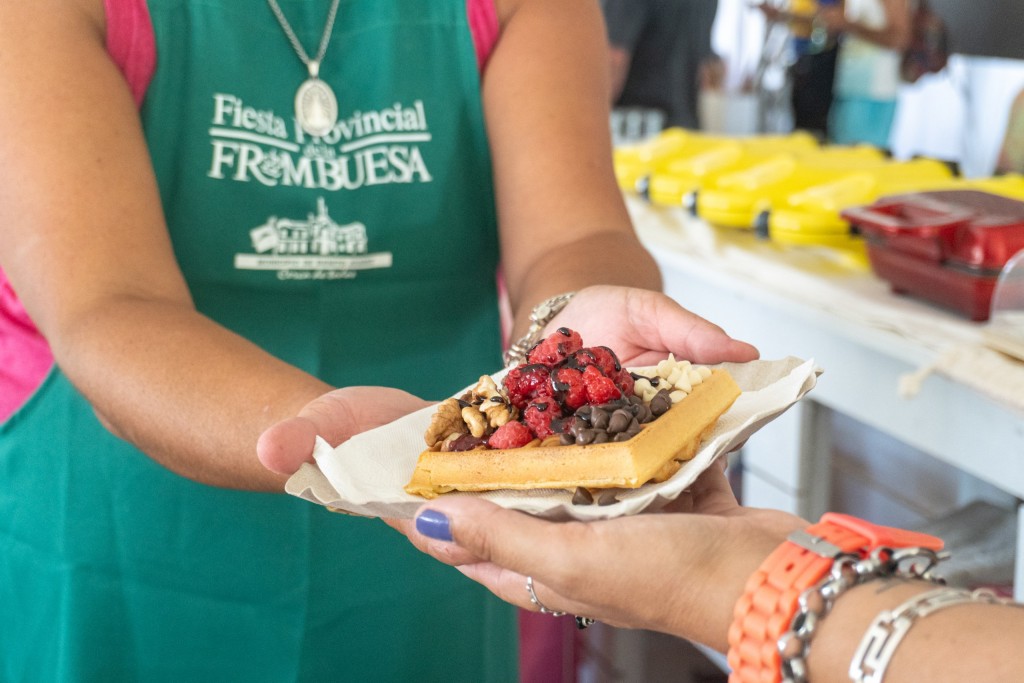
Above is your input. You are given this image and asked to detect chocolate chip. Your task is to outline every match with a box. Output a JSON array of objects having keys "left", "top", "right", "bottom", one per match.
[
  {"left": 650, "top": 391, "right": 673, "bottom": 417},
  {"left": 575, "top": 429, "right": 596, "bottom": 445},
  {"left": 597, "top": 490, "right": 619, "bottom": 506},
  {"left": 572, "top": 487, "right": 594, "bottom": 505},
  {"left": 608, "top": 408, "right": 633, "bottom": 433}
]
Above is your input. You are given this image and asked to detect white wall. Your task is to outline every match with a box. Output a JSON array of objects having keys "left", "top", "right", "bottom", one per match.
[{"left": 890, "top": 55, "right": 1024, "bottom": 177}]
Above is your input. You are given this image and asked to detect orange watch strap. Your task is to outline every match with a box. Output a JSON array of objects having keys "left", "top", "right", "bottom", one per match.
[{"left": 725, "top": 514, "right": 943, "bottom": 683}]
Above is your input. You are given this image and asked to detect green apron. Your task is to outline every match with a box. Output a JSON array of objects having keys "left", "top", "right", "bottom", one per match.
[{"left": 0, "top": 1, "right": 517, "bottom": 680}]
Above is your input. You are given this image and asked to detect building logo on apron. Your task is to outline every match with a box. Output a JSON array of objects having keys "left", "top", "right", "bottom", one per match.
[{"left": 234, "top": 197, "right": 392, "bottom": 280}]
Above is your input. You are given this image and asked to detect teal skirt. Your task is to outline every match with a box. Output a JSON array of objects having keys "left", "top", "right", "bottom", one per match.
[{"left": 829, "top": 96, "right": 898, "bottom": 149}]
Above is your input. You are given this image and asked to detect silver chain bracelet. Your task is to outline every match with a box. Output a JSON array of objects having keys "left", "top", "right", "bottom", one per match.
[
  {"left": 777, "top": 535, "right": 948, "bottom": 683},
  {"left": 502, "top": 292, "right": 576, "bottom": 367}
]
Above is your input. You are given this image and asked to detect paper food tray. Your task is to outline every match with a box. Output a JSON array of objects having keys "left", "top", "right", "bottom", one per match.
[{"left": 284, "top": 356, "right": 819, "bottom": 521}]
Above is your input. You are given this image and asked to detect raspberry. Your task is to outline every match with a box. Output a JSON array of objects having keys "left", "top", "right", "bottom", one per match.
[
  {"left": 528, "top": 327, "right": 584, "bottom": 366},
  {"left": 523, "top": 398, "right": 563, "bottom": 439},
  {"left": 503, "top": 363, "right": 552, "bottom": 409},
  {"left": 487, "top": 421, "right": 534, "bottom": 450},
  {"left": 613, "top": 368, "right": 635, "bottom": 398},
  {"left": 552, "top": 367, "right": 588, "bottom": 411},
  {"left": 582, "top": 364, "right": 622, "bottom": 404},
  {"left": 571, "top": 346, "right": 621, "bottom": 377}
]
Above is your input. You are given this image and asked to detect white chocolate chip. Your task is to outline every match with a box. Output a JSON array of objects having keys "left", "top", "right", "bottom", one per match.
[{"left": 631, "top": 356, "right": 714, "bottom": 407}]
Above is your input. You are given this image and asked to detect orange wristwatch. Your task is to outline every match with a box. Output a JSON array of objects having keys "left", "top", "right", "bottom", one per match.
[{"left": 726, "top": 513, "right": 944, "bottom": 683}]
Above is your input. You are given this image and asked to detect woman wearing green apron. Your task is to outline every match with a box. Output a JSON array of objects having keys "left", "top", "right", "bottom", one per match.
[
  {"left": 0, "top": 0, "right": 756, "bottom": 680},
  {"left": 3, "top": 0, "right": 516, "bottom": 679}
]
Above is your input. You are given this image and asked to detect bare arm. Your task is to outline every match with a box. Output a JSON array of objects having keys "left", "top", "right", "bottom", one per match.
[
  {"left": 485, "top": 0, "right": 661, "bottom": 340},
  {"left": 408, "top": 465, "right": 1024, "bottom": 682},
  {"left": 808, "top": 579, "right": 1024, "bottom": 682},
  {"left": 996, "top": 89, "right": 1024, "bottom": 173},
  {"left": 0, "top": 0, "right": 415, "bottom": 491}
]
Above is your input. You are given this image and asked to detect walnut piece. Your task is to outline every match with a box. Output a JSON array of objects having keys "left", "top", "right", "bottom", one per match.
[
  {"left": 470, "top": 375, "right": 517, "bottom": 428},
  {"left": 423, "top": 375, "right": 519, "bottom": 449},
  {"left": 424, "top": 398, "right": 468, "bottom": 447},
  {"left": 461, "top": 404, "right": 489, "bottom": 438}
]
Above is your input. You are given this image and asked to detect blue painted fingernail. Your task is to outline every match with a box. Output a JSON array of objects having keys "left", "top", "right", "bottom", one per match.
[{"left": 416, "top": 509, "right": 453, "bottom": 541}]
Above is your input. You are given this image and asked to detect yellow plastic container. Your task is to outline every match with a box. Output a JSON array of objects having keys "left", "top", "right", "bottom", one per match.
[
  {"left": 766, "top": 158, "right": 956, "bottom": 249},
  {"left": 613, "top": 128, "right": 700, "bottom": 194},
  {"left": 695, "top": 145, "right": 888, "bottom": 228},
  {"left": 613, "top": 129, "right": 819, "bottom": 197},
  {"left": 769, "top": 173, "right": 1024, "bottom": 259},
  {"left": 965, "top": 174, "right": 1024, "bottom": 201},
  {"left": 646, "top": 132, "right": 819, "bottom": 207}
]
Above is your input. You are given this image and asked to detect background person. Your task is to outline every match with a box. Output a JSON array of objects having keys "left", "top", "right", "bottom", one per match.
[
  {"left": 996, "top": 86, "right": 1024, "bottom": 174},
  {"left": 602, "top": 0, "right": 721, "bottom": 131},
  {"left": 819, "top": 0, "right": 913, "bottom": 148},
  {"left": 756, "top": 0, "right": 842, "bottom": 140}
]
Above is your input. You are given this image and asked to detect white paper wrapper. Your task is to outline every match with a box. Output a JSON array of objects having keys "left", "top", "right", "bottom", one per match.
[{"left": 285, "top": 356, "right": 819, "bottom": 520}]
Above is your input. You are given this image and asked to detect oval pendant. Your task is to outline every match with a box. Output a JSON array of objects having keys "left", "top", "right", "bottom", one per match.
[{"left": 295, "top": 78, "right": 338, "bottom": 138}]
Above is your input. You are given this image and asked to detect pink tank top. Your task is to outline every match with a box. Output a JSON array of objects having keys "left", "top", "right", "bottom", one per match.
[{"left": 0, "top": 0, "right": 499, "bottom": 420}]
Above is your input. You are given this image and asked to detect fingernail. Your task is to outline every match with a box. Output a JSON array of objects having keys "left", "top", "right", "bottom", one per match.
[{"left": 415, "top": 509, "right": 453, "bottom": 542}]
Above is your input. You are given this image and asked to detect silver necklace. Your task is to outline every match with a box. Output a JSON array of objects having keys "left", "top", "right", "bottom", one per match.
[{"left": 266, "top": 0, "right": 341, "bottom": 137}]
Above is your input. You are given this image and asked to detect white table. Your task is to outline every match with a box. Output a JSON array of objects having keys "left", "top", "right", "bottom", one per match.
[{"left": 627, "top": 196, "right": 1024, "bottom": 599}]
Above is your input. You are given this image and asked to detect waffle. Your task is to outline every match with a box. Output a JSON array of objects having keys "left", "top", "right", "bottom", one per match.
[{"left": 405, "top": 368, "right": 740, "bottom": 498}]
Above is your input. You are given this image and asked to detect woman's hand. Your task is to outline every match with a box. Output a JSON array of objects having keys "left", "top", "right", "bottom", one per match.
[
  {"left": 549, "top": 285, "right": 759, "bottom": 368},
  {"left": 406, "top": 462, "right": 805, "bottom": 652},
  {"left": 257, "top": 387, "right": 431, "bottom": 476}
]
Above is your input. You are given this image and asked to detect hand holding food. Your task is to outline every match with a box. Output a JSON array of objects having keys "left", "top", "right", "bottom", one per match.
[
  {"left": 407, "top": 460, "right": 806, "bottom": 650},
  {"left": 543, "top": 286, "right": 759, "bottom": 368},
  {"left": 257, "top": 386, "right": 432, "bottom": 476},
  {"left": 410, "top": 455, "right": 1024, "bottom": 683}
]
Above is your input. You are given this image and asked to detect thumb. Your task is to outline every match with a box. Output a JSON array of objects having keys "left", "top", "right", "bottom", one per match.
[
  {"left": 257, "top": 392, "right": 359, "bottom": 476},
  {"left": 631, "top": 292, "right": 760, "bottom": 365},
  {"left": 257, "top": 416, "right": 319, "bottom": 475},
  {"left": 669, "top": 316, "right": 760, "bottom": 365}
]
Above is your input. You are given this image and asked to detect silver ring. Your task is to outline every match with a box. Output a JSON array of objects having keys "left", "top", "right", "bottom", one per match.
[
  {"left": 525, "top": 576, "right": 566, "bottom": 616},
  {"left": 575, "top": 616, "right": 597, "bottom": 630}
]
